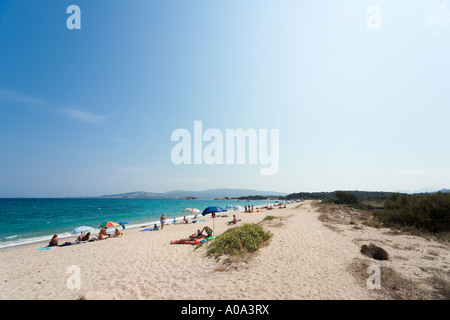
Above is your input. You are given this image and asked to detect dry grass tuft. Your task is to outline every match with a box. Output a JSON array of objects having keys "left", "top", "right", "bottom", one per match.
[
  {"left": 349, "top": 258, "right": 437, "bottom": 300},
  {"left": 360, "top": 243, "right": 389, "bottom": 260}
]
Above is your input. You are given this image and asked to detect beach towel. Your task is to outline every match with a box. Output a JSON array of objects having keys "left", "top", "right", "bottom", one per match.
[{"left": 37, "top": 247, "right": 54, "bottom": 251}]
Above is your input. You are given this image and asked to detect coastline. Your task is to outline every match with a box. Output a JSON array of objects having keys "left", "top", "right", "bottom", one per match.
[
  {"left": 0, "top": 201, "right": 447, "bottom": 300},
  {"left": 0, "top": 199, "right": 273, "bottom": 251}
]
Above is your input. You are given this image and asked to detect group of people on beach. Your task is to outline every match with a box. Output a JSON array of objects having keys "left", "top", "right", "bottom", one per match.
[
  {"left": 47, "top": 227, "right": 123, "bottom": 247},
  {"left": 98, "top": 227, "right": 123, "bottom": 239},
  {"left": 48, "top": 206, "right": 249, "bottom": 248}
]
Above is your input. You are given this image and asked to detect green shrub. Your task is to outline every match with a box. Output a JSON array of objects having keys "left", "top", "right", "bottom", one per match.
[
  {"left": 375, "top": 192, "right": 450, "bottom": 233},
  {"left": 334, "top": 191, "right": 359, "bottom": 204},
  {"left": 322, "top": 191, "right": 366, "bottom": 208},
  {"left": 205, "top": 224, "right": 273, "bottom": 258}
]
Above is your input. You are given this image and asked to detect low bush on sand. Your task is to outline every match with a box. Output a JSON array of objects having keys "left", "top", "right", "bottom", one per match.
[{"left": 205, "top": 224, "right": 273, "bottom": 258}]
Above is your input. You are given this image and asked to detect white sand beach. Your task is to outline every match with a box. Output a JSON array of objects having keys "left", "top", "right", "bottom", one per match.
[{"left": 0, "top": 201, "right": 448, "bottom": 300}]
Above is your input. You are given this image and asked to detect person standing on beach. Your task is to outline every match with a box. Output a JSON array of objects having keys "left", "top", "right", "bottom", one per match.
[{"left": 160, "top": 214, "right": 166, "bottom": 230}]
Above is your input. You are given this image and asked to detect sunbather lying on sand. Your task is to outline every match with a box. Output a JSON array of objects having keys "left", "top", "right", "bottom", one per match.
[{"left": 170, "top": 233, "right": 206, "bottom": 244}]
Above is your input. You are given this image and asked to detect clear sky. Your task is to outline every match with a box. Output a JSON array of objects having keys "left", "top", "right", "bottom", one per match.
[{"left": 0, "top": 0, "right": 449, "bottom": 197}]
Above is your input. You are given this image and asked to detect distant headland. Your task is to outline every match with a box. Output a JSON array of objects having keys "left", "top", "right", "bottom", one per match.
[
  {"left": 97, "top": 188, "right": 288, "bottom": 200},
  {"left": 96, "top": 188, "right": 450, "bottom": 201}
]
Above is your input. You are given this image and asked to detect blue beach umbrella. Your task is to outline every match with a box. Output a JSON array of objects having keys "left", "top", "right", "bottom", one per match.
[
  {"left": 202, "top": 206, "right": 226, "bottom": 236},
  {"left": 119, "top": 221, "right": 129, "bottom": 230}
]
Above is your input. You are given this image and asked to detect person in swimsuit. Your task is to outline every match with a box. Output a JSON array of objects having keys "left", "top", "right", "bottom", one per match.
[
  {"left": 227, "top": 215, "right": 238, "bottom": 225},
  {"left": 160, "top": 214, "right": 166, "bottom": 230},
  {"left": 76, "top": 232, "right": 90, "bottom": 242},
  {"left": 98, "top": 228, "right": 110, "bottom": 240},
  {"left": 199, "top": 226, "right": 213, "bottom": 238},
  {"left": 113, "top": 228, "right": 122, "bottom": 237},
  {"left": 48, "top": 234, "right": 59, "bottom": 247}
]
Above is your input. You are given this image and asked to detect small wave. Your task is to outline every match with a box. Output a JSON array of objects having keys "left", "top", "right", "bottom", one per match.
[{"left": 0, "top": 232, "right": 74, "bottom": 250}]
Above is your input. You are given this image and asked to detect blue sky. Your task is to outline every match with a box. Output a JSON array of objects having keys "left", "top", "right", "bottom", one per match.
[{"left": 1, "top": 0, "right": 449, "bottom": 197}]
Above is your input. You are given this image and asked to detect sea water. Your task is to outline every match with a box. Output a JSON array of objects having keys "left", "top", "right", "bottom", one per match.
[{"left": 0, "top": 198, "right": 274, "bottom": 249}]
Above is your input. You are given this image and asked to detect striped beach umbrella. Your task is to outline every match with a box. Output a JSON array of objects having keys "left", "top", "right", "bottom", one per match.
[{"left": 99, "top": 221, "right": 120, "bottom": 228}]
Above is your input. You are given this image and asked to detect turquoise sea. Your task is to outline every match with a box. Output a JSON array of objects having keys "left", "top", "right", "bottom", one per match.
[{"left": 0, "top": 198, "right": 275, "bottom": 249}]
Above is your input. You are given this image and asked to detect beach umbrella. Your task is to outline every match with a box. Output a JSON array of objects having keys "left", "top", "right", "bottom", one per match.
[
  {"left": 118, "top": 221, "right": 129, "bottom": 225},
  {"left": 183, "top": 208, "right": 192, "bottom": 213},
  {"left": 202, "top": 206, "right": 226, "bottom": 236},
  {"left": 232, "top": 205, "right": 244, "bottom": 211},
  {"left": 190, "top": 208, "right": 201, "bottom": 214},
  {"left": 201, "top": 206, "right": 227, "bottom": 216},
  {"left": 71, "top": 226, "right": 94, "bottom": 235},
  {"left": 99, "top": 221, "right": 120, "bottom": 228}
]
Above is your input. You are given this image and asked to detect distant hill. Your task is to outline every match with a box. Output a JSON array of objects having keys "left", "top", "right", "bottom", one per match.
[
  {"left": 98, "top": 191, "right": 167, "bottom": 199},
  {"left": 394, "top": 188, "right": 450, "bottom": 194},
  {"left": 98, "top": 188, "right": 288, "bottom": 200},
  {"left": 416, "top": 188, "right": 450, "bottom": 194},
  {"left": 284, "top": 190, "right": 396, "bottom": 201}
]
